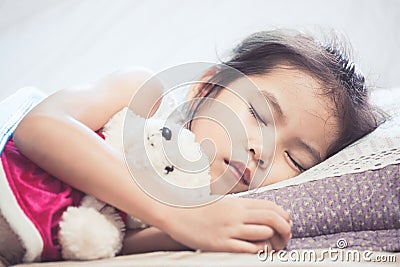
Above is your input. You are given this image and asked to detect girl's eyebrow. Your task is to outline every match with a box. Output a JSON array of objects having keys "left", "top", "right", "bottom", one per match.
[{"left": 261, "top": 91, "right": 287, "bottom": 123}]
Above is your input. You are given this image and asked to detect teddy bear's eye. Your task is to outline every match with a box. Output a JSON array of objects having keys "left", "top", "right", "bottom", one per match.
[{"left": 161, "top": 127, "right": 172, "bottom": 141}]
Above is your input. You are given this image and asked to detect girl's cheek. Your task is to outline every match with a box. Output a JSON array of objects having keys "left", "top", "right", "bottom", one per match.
[{"left": 259, "top": 159, "right": 294, "bottom": 187}]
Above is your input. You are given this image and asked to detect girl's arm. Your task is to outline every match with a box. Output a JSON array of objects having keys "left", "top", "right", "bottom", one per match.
[
  {"left": 13, "top": 68, "right": 291, "bottom": 253},
  {"left": 14, "top": 67, "right": 167, "bottom": 227}
]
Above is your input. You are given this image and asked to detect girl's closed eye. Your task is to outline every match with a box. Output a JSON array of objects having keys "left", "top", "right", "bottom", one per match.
[
  {"left": 248, "top": 105, "right": 267, "bottom": 126},
  {"left": 284, "top": 151, "right": 306, "bottom": 173}
]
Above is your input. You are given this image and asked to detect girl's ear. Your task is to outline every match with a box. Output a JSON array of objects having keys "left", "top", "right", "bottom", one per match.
[{"left": 187, "top": 67, "right": 219, "bottom": 100}]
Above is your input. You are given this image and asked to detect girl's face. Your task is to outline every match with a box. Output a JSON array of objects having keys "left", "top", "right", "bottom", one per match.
[{"left": 189, "top": 67, "right": 339, "bottom": 194}]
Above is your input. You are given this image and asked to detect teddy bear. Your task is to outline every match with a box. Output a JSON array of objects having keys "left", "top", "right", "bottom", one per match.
[{"left": 58, "top": 107, "right": 211, "bottom": 260}]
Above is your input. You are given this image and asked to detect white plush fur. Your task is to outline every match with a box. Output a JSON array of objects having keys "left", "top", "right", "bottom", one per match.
[
  {"left": 104, "top": 107, "right": 211, "bottom": 195},
  {"left": 59, "top": 196, "right": 125, "bottom": 260}
]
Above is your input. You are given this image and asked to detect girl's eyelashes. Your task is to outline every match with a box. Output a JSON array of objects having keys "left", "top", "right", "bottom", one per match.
[
  {"left": 248, "top": 105, "right": 267, "bottom": 126},
  {"left": 285, "top": 151, "right": 306, "bottom": 173}
]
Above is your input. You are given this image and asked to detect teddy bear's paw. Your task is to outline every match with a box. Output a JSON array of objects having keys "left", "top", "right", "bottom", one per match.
[{"left": 59, "top": 206, "right": 124, "bottom": 260}]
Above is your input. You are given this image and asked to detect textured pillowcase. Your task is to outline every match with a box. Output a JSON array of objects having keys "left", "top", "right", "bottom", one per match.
[
  {"left": 241, "top": 164, "right": 400, "bottom": 251},
  {"left": 236, "top": 88, "right": 400, "bottom": 252}
]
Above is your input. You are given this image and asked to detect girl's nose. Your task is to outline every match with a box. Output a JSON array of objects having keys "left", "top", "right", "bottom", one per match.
[
  {"left": 248, "top": 147, "right": 268, "bottom": 169},
  {"left": 247, "top": 125, "right": 275, "bottom": 170}
]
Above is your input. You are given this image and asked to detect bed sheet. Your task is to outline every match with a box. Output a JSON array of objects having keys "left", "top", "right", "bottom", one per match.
[{"left": 12, "top": 250, "right": 400, "bottom": 267}]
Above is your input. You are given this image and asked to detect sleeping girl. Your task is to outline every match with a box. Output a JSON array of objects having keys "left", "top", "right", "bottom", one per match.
[{"left": 0, "top": 29, "right": 381, "bottom": 264}]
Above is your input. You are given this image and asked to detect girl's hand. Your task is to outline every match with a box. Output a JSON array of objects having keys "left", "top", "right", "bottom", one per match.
[{"left": 160, "top": 197, "right": 291, "bottom": 253}]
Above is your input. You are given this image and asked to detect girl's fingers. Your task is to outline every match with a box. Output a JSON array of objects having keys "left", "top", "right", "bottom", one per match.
[
  {"left": 242, "top": 199, "right": 290, "bottom": 222},
  {"left": 233, "top": 224, "right": 275, "bottom": 241},
  {"left": 253, "top": 240, "right": 271, "bottom": 249},
  {"left": 268, "top": 234, "right": 288, "bottom": 251},
  {"left": 243, "top": 210, "right": 291, "bottom": 240}
]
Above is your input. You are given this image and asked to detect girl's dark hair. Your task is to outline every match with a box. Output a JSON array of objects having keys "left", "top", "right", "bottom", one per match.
[{"left": 187, "top": 29, "right": 386, "bottom": 158}]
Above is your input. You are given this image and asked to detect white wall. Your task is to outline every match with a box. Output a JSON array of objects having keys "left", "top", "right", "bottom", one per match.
[{"left": 0, "top": 0, "right": 399, "bottom": 100}]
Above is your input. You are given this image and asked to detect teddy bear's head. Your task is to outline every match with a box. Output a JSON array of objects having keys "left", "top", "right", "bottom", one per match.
[{"left": 104, "top": 108, "right": 211, "bottom": 201}]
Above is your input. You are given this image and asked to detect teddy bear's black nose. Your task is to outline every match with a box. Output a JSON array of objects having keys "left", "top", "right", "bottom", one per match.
[
  {"left": 164, "top": 165, "right": 174, "bottom": 174},
  {"left": 161, "top": 127, "right": 172, "bottom": 140}
]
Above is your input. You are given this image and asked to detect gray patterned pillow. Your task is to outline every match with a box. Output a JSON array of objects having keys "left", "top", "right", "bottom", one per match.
[{"left": 241, "top": 163, "right": 400, "bottom": 251}]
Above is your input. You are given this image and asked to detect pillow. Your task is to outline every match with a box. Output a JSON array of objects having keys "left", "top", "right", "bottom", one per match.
[
  {"left": 243, "top": 164, "right": 399, "bottom": 251},
  {"left": 235, "top": 88, "right": 400, "bottom": 252}
]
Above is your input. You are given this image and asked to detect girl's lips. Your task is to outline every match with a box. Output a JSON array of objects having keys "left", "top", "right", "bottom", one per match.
[{"left": 224, "top": 159, "right": 251, "bottom": 186}]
